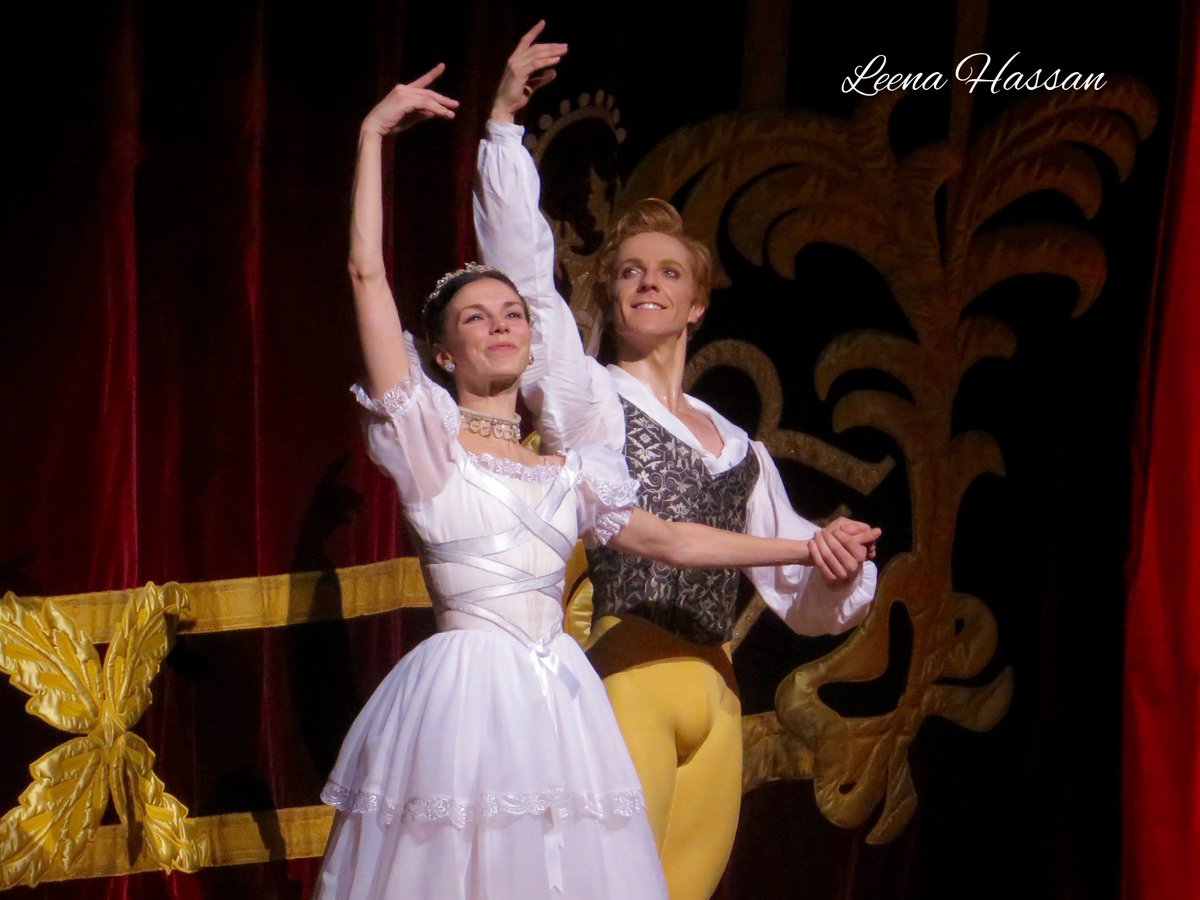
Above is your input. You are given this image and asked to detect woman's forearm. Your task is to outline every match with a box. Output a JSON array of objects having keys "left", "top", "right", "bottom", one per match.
[
  {"left": 349, "top": 129, "right": 386, "bottom": 279},
  {"left": 609, "top": 509, "right": 811, "bottom": 570},
  {"left": 349, "top": 127, "right": 409, "bottom": 398},
  {"left": 666, "top": 520, "right": 811, "bottom": 569},
  {"left": 347, "top": 72, "right": 457, "bottom": 400}
]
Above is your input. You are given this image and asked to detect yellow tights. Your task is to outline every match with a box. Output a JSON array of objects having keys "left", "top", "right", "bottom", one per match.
[{"left": 588, "top": 616, "right": 742, "bottom": 900}]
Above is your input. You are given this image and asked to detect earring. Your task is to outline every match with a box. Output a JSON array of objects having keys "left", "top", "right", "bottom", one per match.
[
  {"left": 442, "top": 360, "right": 456, "bottom": 373},
  {"left": 527, "top": 352, "right": 534, "bottom": 365}
]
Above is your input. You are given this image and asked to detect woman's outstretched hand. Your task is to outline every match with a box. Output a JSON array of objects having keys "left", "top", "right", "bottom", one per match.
[
  {"left": 491, "top": 21, "right": 568, "bottom": 124},
  {"left": 362, "top": 63, "right": 459, "bottom": 137}
]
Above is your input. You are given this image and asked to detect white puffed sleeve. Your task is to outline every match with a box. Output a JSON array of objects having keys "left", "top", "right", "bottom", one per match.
[
  {"left": 572, "top": 444, "right": 641, "bottom": 548},
  {"left": 744, "top": 442, "right": 877, "bottom": 635},
  {"left": 474, "top": 120, "right": 626, "bottom": 454},
  {"left": 351, "top": 334, "right": 461, "bottom": 506}
]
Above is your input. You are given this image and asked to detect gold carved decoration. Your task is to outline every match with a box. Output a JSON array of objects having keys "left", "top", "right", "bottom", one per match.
[
  {"left": 525, "top": 90, "right": 626, "bottom": 355},
  {"left": 684, "top": 339, "right": 895, "bottom": 496},
  {"left": 777, "top": 82, "right": 1152, "bottom": 842},
  {"left": 534, "top": 75, "right": 1156, "bottom": 842},
  {"left": 0, "top": 584, "right": 206, "bottom": 885}
]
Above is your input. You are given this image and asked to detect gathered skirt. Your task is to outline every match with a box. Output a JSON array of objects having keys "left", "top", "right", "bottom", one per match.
[{"left": 314, "top": 627, "right": 668, "bottom": 899}]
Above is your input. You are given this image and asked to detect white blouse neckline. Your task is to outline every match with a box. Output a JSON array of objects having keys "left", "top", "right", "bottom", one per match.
[{"left": 466, "top": 450, "right": 566, "bottom": 484}]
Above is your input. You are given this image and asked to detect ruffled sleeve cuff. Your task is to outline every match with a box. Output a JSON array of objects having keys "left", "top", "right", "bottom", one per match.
[
  {"left": 587, "top": 505, "right": 635, "bottom": 548},
  {"left": 349, "top": 333, "right": 460, "bottom": 438},
  {"left": 573, "top": 444, "right": 641, "bottom": 547},
  {"left": 347, "top": 334, "right": 462, "bottom": 504},
  {"left": 802, "top": 557, "right": 877, "bottom": 632},
  {"left": 351, "top": 375, "right": 421, "bottom": 419},
  {"left": 485, "top": 120, "right": 526, "bottom": 144},
  {"left": 760, "top": 556, "right": 878, "bottom": 636}
]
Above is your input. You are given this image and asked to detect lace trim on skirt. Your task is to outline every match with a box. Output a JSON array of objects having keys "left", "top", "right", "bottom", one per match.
[{"left": 321, "top": 781, "right": 646, "bottom": 828}]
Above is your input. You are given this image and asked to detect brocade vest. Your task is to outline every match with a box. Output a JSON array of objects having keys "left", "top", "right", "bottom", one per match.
[{"left": 587, "top": 398, "right": 760, "bottom": 645}]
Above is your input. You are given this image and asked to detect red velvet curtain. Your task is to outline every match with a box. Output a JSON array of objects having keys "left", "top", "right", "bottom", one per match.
[
  {"left": 0, "top": 1, "right": 515, "bottom": 895},
  {"left": 1123, "top": 7, "right": 1200, "bottom": 899}
]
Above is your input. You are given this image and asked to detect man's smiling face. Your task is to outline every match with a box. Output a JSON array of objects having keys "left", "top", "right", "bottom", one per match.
[{"left": 609, "top": 231, "right": 707, "bottom": 341}]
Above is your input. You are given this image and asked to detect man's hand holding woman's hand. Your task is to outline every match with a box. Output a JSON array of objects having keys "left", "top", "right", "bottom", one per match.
[{"left": 806, "top": 517, "right": 881, "bottom": 585}]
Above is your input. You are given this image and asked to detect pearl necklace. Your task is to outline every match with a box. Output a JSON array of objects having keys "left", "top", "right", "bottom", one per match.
[{"left": 458, "top": 406, "right": 521, "bottom": 443}]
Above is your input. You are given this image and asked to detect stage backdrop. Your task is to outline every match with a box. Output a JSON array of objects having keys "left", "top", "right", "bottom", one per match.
[{"left": 0, "top": 1, "right": 1187, "bottom": 898}]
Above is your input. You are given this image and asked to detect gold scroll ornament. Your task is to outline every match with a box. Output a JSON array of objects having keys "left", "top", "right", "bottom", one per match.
[{"left": 530, "top": 74, "right": 1157, "bottom": 842}]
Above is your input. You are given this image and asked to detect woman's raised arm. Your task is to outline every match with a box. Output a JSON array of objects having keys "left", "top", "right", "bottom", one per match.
[{"left": 350, "top": 65, "right": 458, "bottom": 398}]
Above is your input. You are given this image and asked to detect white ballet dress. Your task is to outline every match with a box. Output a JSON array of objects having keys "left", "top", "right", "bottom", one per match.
[{"left": 314, "top": 345, "right": 669, "bottom": 899}]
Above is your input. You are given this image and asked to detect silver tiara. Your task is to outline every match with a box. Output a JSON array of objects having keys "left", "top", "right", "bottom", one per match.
[
  {"left": 421, "top": 262, "right": 535, "bottom": 328},
  {"left": 424, "top": 262, "right": 504, "bottom": 306}
]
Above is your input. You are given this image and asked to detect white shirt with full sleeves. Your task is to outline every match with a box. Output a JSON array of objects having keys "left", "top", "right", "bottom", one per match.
[{"left": 474, "top": 120, "right": 876, "bottom": 637}]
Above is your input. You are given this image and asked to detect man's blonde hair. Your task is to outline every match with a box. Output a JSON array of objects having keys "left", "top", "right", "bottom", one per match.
[{"left": 592, "top": 198, "right": 713, "bottom": 335}]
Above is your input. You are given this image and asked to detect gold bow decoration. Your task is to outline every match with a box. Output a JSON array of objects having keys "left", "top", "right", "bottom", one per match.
[
  {"left": 0, "top": 583, "right": 208, "bottom": 886},
  {"left": 0, "top": 557, "right": 434, "bottom": 885}
]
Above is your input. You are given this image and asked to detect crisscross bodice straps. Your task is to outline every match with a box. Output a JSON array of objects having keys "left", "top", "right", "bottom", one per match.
[
  {"left": 422, "top": 452, "right": 580, "bottom": 606},
  {"left": 424, "top": 453, "right": 584, "bottom": 896}
]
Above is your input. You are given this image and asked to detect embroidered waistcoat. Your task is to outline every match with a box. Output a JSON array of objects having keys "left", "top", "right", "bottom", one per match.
[{"left": 587, "top": 398, "right": 759, "bottom": 644}]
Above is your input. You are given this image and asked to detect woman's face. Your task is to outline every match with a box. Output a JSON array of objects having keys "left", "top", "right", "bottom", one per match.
[
  {"left": 609, "top": 231, "right": 705, "bottom": 341},
  {"left": 437, "top": 278, "right": 531, "bottom": 389}
]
